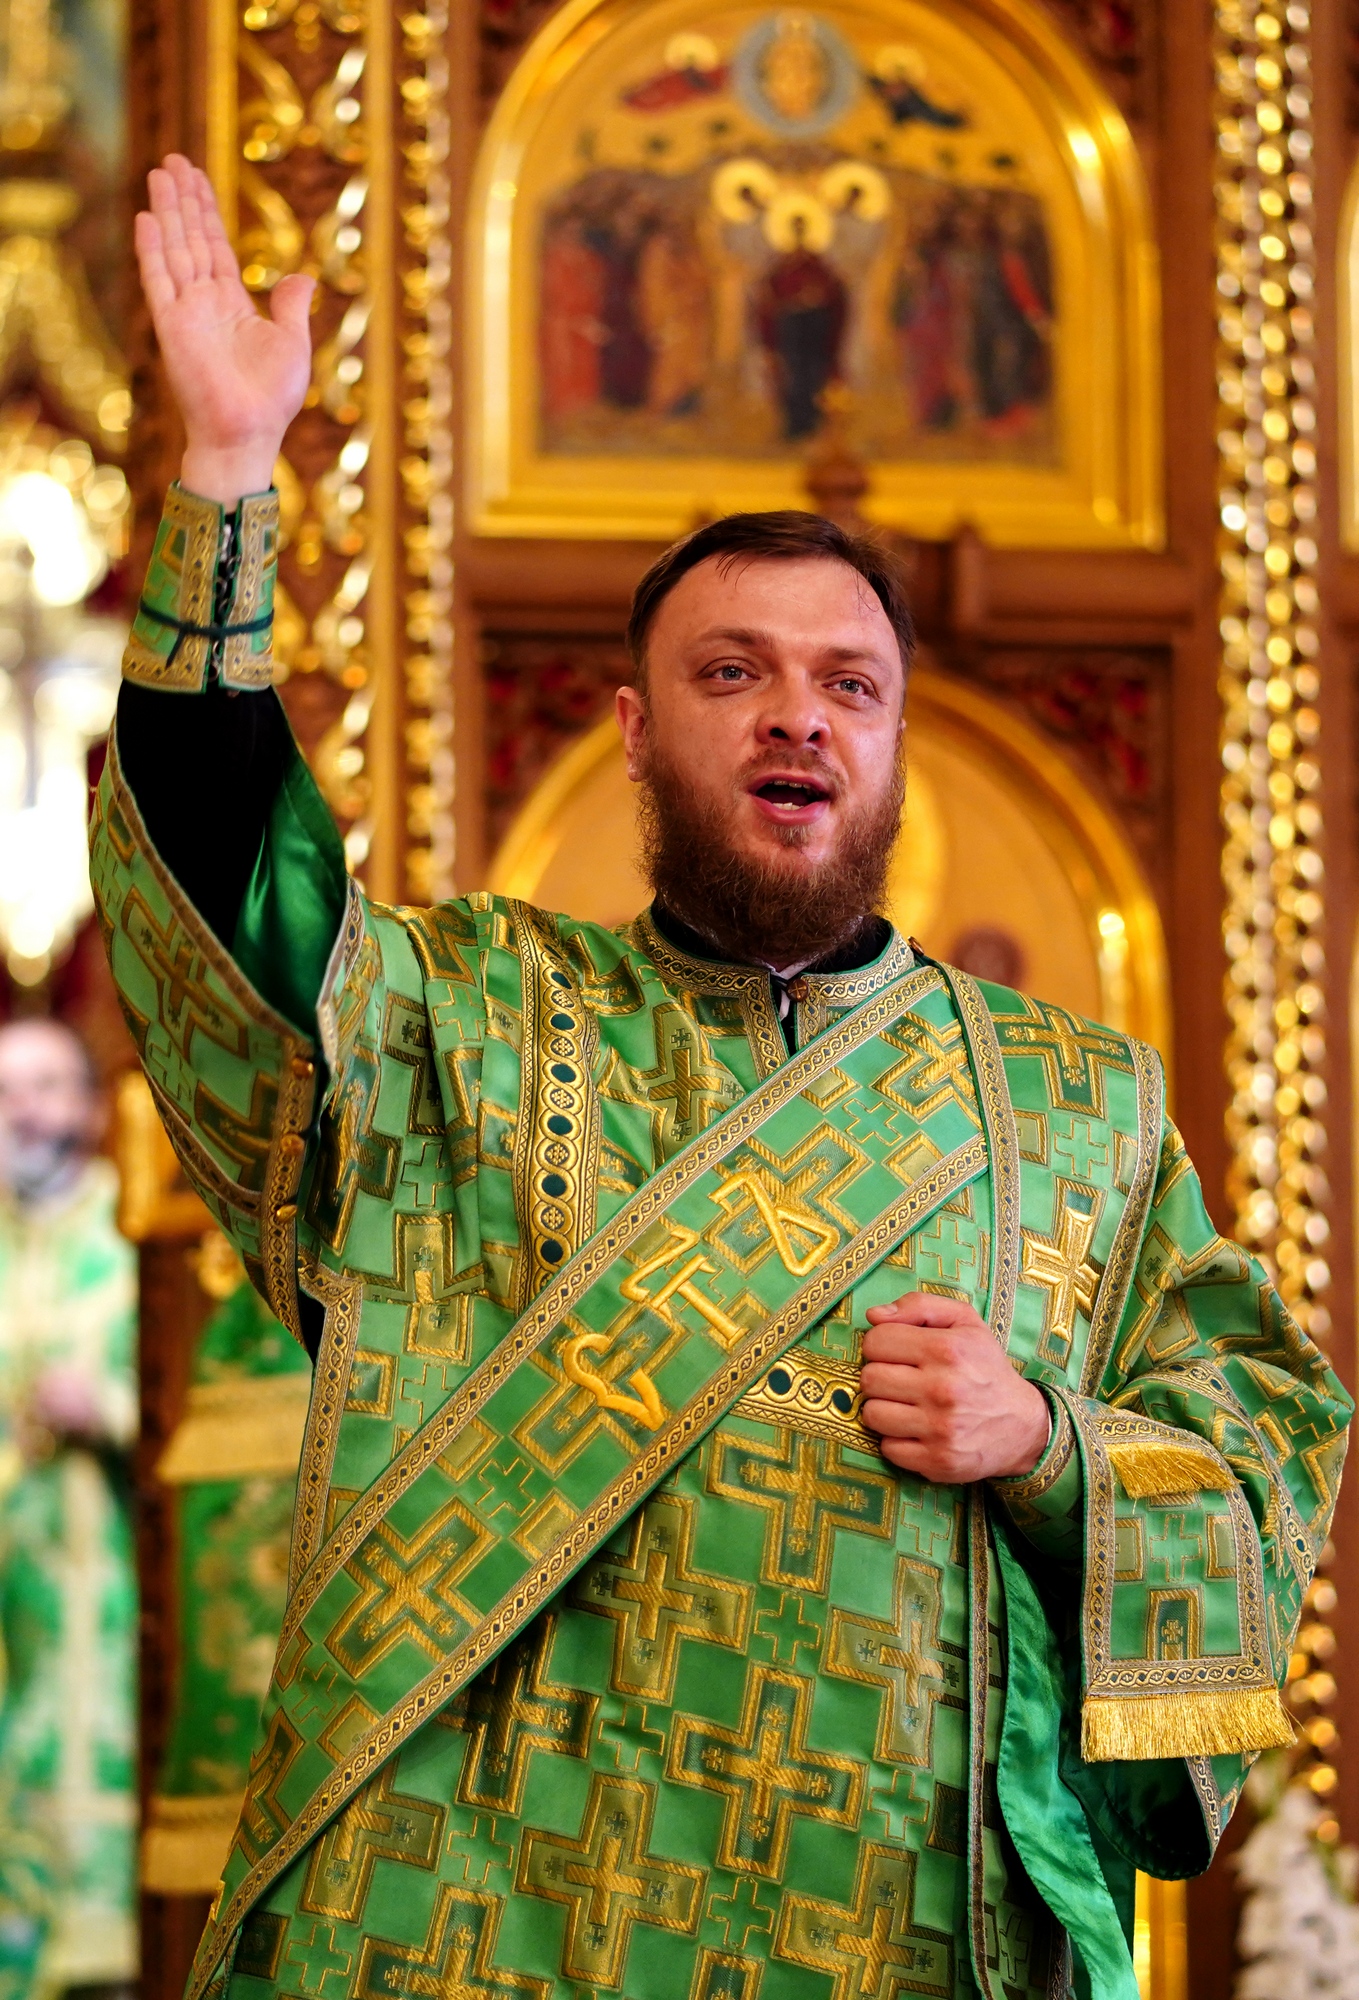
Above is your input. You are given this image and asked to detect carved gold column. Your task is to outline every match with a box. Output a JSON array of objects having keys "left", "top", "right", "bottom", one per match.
[
  {"left": 1213, "top": 0, "right": 1339, "bottom": 1819},
  {"left": 205, "top": 0, "right": 454, "bottom": 902}
]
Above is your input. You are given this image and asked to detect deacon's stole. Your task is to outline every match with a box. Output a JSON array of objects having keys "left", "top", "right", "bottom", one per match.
[{"left": 89, "top": 738, "right": 1343, "bottom": 1999}]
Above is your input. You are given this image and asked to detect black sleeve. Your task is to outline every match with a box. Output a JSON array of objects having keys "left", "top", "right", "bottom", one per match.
[
  {"left": 115, "top": 681, "right": 296, "bottom": 950},
  {"left": 116, "top": 680, "right": 330, "bottom": 1360}
]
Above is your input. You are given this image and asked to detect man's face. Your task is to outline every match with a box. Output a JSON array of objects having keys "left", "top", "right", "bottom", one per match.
[
  {"left": 616, "top": 553, "right": 904, "bottom": 878},
  {"left": 0, "top": 1022, "right": 98, "bottom": 1200}
]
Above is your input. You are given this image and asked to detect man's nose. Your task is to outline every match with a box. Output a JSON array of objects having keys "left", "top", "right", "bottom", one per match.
[{"left": 755, "top": 685, "right": 829, "bottom": 748}]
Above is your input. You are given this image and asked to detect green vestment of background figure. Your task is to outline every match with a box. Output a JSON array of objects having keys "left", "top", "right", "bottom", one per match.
[
  {"left": 93, "top": 487, "right": 1352, "bottom": 2000},
  {"left": 0, "top": 1157, "right": 138, "bottom": 2000},
  {"left": 145, "top": 1274, "right": 310, "bottom": 1898}
]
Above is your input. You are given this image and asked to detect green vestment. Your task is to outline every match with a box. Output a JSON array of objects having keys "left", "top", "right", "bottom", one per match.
[
  {"left": 147, "top": 1277, "right": 309, "bottom": 1895},
  {"left": 0, "top": 1160, "right": 138, "bottom": 1997},
  {"left": 95, "top": 487, "right": 1352, "bottom": 2000}
]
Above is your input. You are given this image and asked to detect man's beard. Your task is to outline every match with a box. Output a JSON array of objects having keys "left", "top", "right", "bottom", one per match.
[
  {"left": 638, "top": 742, "right": 904, "bottom": 967},
  {"left": 0, "top": 1132, "right": 84, "bottom": 1206}
]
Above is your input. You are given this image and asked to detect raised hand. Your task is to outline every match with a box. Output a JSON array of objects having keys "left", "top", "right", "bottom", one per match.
[
  {"left": 859, "top": 1291, "right": 1051, "bottom": 1481},
  {"left": 135, "top": 153, "right": 315, "bottom": 504}
]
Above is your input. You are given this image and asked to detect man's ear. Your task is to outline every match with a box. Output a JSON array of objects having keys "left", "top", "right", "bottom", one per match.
[{"left": 616, "top": 683, "right": 648, "bottom": 782}]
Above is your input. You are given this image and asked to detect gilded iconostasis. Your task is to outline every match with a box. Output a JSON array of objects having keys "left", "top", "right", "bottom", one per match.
[{"left": 0, "top": 2, "right": 1346, "bottom": 2000}]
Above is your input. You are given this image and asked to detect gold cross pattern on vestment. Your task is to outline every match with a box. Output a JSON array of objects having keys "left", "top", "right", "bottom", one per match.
[
  {"left": 124, "top": 888, "right": 243, "bottom": 1054},
  {"left": 442, "top": 1616, "right": 597, "bottom": 1815},
  {"left": 708, "top": 1429, "right": 895, "bottom": 1592},
  {"left": 237, "top": 1707, "right": 306, "bottom": 1866},
  {"left": 709, "top": 1166, "right": 840, "bottom": 1276},
  {"left": 571, "top": 1491, "right": 751, "bottom": 1700},
  {"left": 354, "top": 1883, "right": 550, "bottom": 2000},
  {"left": 641, "top": 1012, "right": 734, "bottom": 1143},
  {"left": 775, "top": 1843, "right": 953, "bottom": 2000},
  {"left": 994, "top": 998, "right": 1128, "bottom": 1114},
  {"left": 872, "top": 1015, "right": 978, "bottom": 1123},
  {"left": 299, "top": 1759, "right": 445, "bottom": 1925},
  {"left": 668, "top": 1664, "right": 863, "bottom": 1877},
  {"left": 825, "top": 1556, "right": 959, "bottom": 1766},
  {"left": 327, "top": 1495, "right": 490, "bottom": 1680},
  {"left": 1020, "top": 1186, "right": 1104, "bottom": 1366},
  {"left": 517, "top": 1774, "right": 704, "bottom": 1986}
]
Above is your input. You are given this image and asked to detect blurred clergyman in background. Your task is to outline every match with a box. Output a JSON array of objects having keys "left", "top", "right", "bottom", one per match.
[{"left": 0, "top": 1021, "right": 136, "bottom": 2000}]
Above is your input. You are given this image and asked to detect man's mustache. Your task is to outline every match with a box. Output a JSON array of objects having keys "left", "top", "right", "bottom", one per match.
[{"left": 734, "top": 749, "right": 845, "bottom": 799}]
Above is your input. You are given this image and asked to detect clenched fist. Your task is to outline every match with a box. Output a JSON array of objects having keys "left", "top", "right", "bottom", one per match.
[{"left": 859, "top": 1291, "right": 1051, "bottom": 1482}]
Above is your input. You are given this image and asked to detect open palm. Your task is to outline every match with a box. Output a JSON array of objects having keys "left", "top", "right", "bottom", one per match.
[{"left": 136, "top": 153, "right": 314, "bottom": 500}]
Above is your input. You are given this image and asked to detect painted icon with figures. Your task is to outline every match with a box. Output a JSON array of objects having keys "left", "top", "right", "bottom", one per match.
[
  {"left": 539, "top": 10, "right": 1054, "bottom": 464},
  {"left": 469, "top": 0, "right": 1160, "bottom": 544}
]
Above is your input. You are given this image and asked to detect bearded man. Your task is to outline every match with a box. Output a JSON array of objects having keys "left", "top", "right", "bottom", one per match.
[
  {"left": 93, "top": 155, "right": 1350, "bottom": 2000},
  {"left": 0, "top": 1021, "right": 137, "bottom": 1999}
]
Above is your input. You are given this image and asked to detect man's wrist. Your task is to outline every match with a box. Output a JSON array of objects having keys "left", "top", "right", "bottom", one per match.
[
  {"left": 1001, "top": 1378, "right": 1054, "bottom": 1478},
  {"left": 180, "top": 441, "right": 279, "bottom": 507}
]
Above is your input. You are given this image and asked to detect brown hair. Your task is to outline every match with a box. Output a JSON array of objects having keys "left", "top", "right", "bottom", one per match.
[{"left": 625, "top": 510, "right": 916, "bottom": 691}]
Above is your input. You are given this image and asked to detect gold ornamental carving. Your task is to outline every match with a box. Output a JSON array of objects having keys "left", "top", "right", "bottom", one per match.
[
  {"left": 206, "top": 0, "right": 454, "bottom": 901},
  {"left": 1212, "top": 0, "right": 1338, "bottom": 1817}
]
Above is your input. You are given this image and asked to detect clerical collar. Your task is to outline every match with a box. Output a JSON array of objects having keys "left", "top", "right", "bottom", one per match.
[{"left": 649, "top": 903, "right": 893, "bottom": 978}]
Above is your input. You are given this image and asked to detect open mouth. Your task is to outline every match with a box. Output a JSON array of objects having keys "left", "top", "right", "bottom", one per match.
[{"left": 752, "top": 778, "right": 832, "bottom": 809}]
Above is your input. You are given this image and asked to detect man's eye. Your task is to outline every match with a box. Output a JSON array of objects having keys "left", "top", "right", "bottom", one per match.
[
  {"left": 714, "top": 663, "right": 749, "bottom": 681},
  {"left": 835, "top": 676, "right": 868, "bottom": 695}
]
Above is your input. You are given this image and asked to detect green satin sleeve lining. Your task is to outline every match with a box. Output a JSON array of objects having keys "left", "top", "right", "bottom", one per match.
[
  {"left": 232, "top": 742, "right": 348, "bottom": 1041},
  {"left": 992, "top": 1521, "right": 1141, "bottom": 2000}
]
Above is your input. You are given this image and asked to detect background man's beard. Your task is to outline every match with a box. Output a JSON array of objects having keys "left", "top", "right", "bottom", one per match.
[
  {"left": 0, "top": 1132, "right": 84, "bottom": 1206},
  {"left": 638, "top": 747, "right": 904, "bottom": 966}
]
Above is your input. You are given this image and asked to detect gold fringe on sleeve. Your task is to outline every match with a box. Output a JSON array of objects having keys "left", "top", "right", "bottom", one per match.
[
  {"left": 1082, "top": 1685, "right": 1295, "bottom": 1762},
  {"left": 1106, "top": 1439, "right": 1235, "bottom": 1497}
]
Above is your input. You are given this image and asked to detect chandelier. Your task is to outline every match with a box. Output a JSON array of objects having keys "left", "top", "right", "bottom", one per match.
[{"left": 0, "top": 414, "right": 128, "bottom": 985}]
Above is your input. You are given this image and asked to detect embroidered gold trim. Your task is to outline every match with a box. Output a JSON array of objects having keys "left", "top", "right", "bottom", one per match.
[
  {"left": 1080, "top": 1037, "right": 1165, "bottom": 1395},
  {"left": 1186, "top": 1757, "right": 1225, "bottom": 1848},
  {"left": 733, "top": 1347, "right": 875, "bottom": 1454},
  {"left": 629, "top": 907, "right": 781, "bottom": 998},
  {"left": 991, "top": 1395, "right": 1075, "bottom": 1504},
  {"left": 965, "top": 1489, "right": 998, "bottom": 2000},
  {"left": 793, "top": 932, "right": 918, "bottom": 1045},
  {"left": 1082, "top": 1686, "right": 1294, "bottom": 1763},
  {"left": 288, "top": 1261, "right": 362, "bottom": 1594},
  {"left": 220, "top": 490, "right": 279, "bottom": 690},
  {"left": 316, "top": 881, "right": 367, "bottom": 1074},
  {"left": 509, "top": 902, "right": 603, "bottom": 1310},
  {"left": 146, "top": 1077, "right": 262, "bottom": 1220},
  {"left": 797, "top": 931, "right": 916, "bottom": 1006},
  {"left": 940, "top": 965, "right": 1021, "bottom": 1346},
  {"left": 122, "top": 484, "right": 221, "bottom": 692},
  {"left": 260, "top": 1062, "right": 316, "bottom": 1342}
]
